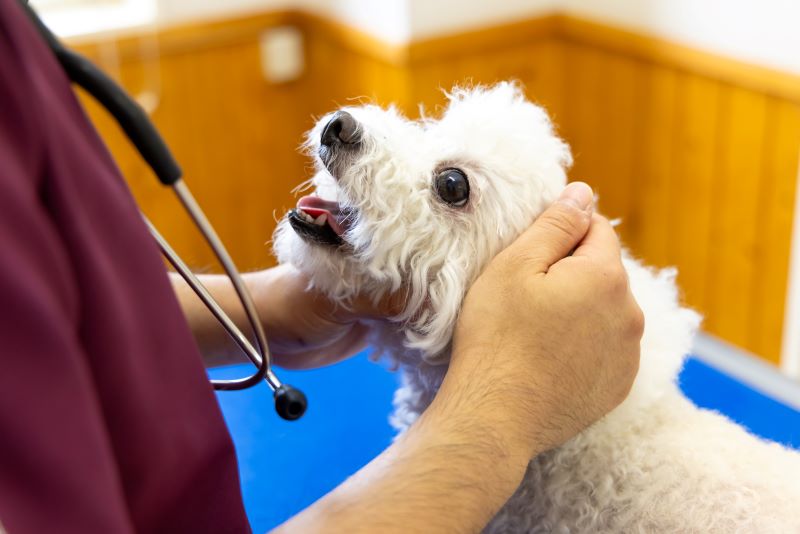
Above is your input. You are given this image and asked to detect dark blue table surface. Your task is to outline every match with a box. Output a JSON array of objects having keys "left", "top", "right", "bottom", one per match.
[{"left": 210, "top": 352, "right": 800, "bottom": 533}]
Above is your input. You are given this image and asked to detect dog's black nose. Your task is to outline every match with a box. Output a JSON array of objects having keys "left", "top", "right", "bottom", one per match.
[{"left": 321, "top": 111, "right": 360, "bottom": 147}]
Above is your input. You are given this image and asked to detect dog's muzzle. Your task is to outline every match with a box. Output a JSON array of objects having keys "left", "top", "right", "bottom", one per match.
[
  {"left": 287, "top": 197, "right": 351, "bottom": 248},
  {"left": 318, "top": 111, "right": 361, "bottom": 177},
  {"left": 286, "top": 111, "right": 361, "bottom": 248}
]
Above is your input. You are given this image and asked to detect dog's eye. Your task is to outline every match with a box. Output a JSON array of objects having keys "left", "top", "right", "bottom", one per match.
[{"left": 434, "top": 168, "right": 470, "bottom": 207}]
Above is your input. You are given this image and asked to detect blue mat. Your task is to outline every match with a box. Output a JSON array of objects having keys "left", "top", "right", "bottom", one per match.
[
  {"left": 210, "top": 352, "right": 800, "bottom": 532},
  {"left": 678, "top": 358, "right": 800, "bottom": 449},
  {"left": 210, "top": 354, "right": 398, "bottom": 532}
]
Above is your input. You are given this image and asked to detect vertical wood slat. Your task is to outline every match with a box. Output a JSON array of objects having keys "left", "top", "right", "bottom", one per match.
[
  {"left": 669, "top": 74, "right": 721, "bottom": 315},
  {"left": 595, "top": 53, "right": 641, "bottom": 246},
  {"left": 750, "top": 101, "right": 800, "bottom": 363},
  {"left": 562, "top": 44, "right": 604, "bottom": 204},
  {"left": 104, "top": 40, "right": 311, "bottom": 272},
  {"left": 629, "top": 65, "right": 678, "bottom": 268},
  {"left": 705, "top": 87, "right": 769, "bottom": 346},
  {"left": 407, "top": 39, "right": 564, "bottom": 121},
  {"left": 526, "top": 40, "right": 565, "bottom": 124},
  {"left": 562, "top": 44, "right": 640, "bottom": 244}
]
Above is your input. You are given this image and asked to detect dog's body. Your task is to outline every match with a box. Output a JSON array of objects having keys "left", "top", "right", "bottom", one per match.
[{"left": 274, "top": 83, "right": 800, "bottom": 532}]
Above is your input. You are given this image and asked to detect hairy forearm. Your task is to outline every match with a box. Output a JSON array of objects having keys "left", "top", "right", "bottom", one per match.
[
  {"left": 173, "top": 270, "right": 535, "bottom": 532},
  {"left": 272, "top": 376, "right": 537, "bottom": 533},
  {"left": 172, "top": 265, "right": 375, "bottom": 369},
  {"left": 170, "top": 271, "right": 269, "bottom": 366}
]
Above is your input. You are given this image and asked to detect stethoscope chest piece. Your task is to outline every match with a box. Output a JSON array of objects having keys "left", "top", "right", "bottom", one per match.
[{"left": 274, "top": 385, "right": 308, "bottom": 421}]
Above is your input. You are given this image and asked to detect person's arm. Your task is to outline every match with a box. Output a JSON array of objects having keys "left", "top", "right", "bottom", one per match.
[
  {"left": 272, "top": 182, "right": 643, "bottom": 533},
  {"left": 171, "top": 264, "right": 393, "bottom": 368},
  {"left": 272, "top": 379, "right": 539, "bottom": 533}
]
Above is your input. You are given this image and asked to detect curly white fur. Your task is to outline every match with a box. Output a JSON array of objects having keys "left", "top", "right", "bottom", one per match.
[{"left": 274, "top": 82, "right": 800, "bottom": 532}]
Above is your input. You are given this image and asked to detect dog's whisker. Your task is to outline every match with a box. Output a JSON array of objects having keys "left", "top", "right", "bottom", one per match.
[{"left": 291, "top": 178, "right": 315, "bottom": 196}]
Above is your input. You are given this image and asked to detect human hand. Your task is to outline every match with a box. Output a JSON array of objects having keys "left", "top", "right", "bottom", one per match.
[
  {"left": 245, "top": 265, "right": 403, "bottom": 369},
  {"left": 437, "top": 182, "right": 643, "bottom": 460}
]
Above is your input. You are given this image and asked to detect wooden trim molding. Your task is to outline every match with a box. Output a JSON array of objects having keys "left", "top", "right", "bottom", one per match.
[
  {"left": 299, "top": 11, "right": 408, "bottom": 65},
  {"left": 410, "top": 14, "right": 800, "bottom": 102},
  {"left": 556, "top": 16, "right": 800, "bottom": 104},
  {"left": 70, "top": 9, "right": 405, "bottom": 65},
  {"left": 67, "top": 10, "right": 800, "bottom": 102},
  {"left": 70, "top": 11, "right": 304, "bottom": 61},
  {"left": 407, "top": 15, "right": 560, "bottom": 64}
]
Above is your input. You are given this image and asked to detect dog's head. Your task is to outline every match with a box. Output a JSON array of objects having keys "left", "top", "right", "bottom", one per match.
[{"left": 274, "top": 83, "right": 571, "bottom": 363}]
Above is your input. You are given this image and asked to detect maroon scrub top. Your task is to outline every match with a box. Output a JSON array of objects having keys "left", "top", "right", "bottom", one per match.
[{"left": 0, "top": 1, "right": 251, "bottom": 532}]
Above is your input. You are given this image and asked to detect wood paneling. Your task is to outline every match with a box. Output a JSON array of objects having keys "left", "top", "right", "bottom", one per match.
[
  {"left": 751, "top": 101, "right": 800, "bottom": 362},
  {"left": 556, "top": 39, "right": 799, "bottom": 363},
  {"left": 407, "top": 40, "right": 563, "bottom": 121},
  {"left": 630, "top": 64, "right": 678, "bottom": 268},
  {"left": 77, "top": 28, "right": 311, "bottom": 273},
  {"left": 706, "top": 88, "right": 769, "bottom": 346},
  {"left": 67, "top": 11, "right": 800, "bottom": 365},
  {"left": 669, "top": 75, "right": 721, "bottom": 316},
  {"left": 557, "top": 15, "right": 800, "bottom": 103}
]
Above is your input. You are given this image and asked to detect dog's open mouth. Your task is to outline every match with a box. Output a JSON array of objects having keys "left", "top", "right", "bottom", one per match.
[{"left": 288, "top": 195, "right": 353, "bottom": 247}]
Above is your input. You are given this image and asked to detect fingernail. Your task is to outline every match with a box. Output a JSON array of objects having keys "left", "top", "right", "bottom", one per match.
[{"left": 557, "top": 182, "right": 593, "bottom": 212}]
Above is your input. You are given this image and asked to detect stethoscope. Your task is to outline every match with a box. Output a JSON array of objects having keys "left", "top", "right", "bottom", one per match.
[{"left": 19, "top": 1, "right": 307, "bottom": 420}]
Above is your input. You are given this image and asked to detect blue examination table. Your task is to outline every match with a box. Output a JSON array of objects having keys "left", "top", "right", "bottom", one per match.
[{"left": 210, "top": 348, "right": 800, "bottom": 532}]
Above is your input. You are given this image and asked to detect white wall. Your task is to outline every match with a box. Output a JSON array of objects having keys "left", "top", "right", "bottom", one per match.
[
  {"left": 156, "top": 0, "right": 293, "bottom": 24},
  {"left": 157, "top": 0, "right": 411, "bottom": 43},
  {"left": 46, "top": 0, "right": 800, "bottom": 76},
  {"left": 408, "top": 0, "right": 559, "bottom": 41},
  {"left": 159, "top": 0, "right": 800, "bottom": 76},
  {"left": 302, "top": 0, "right": 409, "bottom": 44},
  {"left": 562, "top": 0, "right": 800, "bottom": 76},
  {"left": 36, "top": 0, "right": 158, "bottom": 38}
]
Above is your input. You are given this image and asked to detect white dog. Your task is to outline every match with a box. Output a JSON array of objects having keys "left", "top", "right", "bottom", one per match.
[{"left": 274, "top": 83, "right": 800, "bottom": 532}]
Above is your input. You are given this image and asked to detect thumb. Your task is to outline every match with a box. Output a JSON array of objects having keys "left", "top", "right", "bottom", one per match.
[{"left": 516, "top": 182, "right": 594, "bottom": 273}]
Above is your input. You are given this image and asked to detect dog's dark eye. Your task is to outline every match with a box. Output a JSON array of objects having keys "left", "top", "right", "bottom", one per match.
[{"left": 434, "top": 168, "right": 470, "bottom": 207}]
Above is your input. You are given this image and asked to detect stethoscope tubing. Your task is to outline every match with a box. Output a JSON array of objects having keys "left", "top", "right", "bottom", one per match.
[
  {"left": 144, "top": 211, "right": 278, "bottom": 392},
  {"left": 18, "top": 0, "right": 306, "bottom": 420}
]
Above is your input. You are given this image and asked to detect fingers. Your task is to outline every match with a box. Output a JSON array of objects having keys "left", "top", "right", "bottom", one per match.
[
  {"left": 571, "top": 213, "right": 622, "bottom": 264},
  {"left": 273, "top": 322, "right": 371, "bottom": 370},
  {"left": 514, "top": 182, "right": 594, "bottom": 273},
  {"left": 337, "top": 288, "right": 408, "bottom": 322}
]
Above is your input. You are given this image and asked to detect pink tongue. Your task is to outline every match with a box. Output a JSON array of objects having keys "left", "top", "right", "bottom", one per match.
[{"left": 297, "top": 195, "right": 344, "bottom": 235}]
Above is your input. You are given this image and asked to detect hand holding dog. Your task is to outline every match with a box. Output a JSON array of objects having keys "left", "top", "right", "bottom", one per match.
[
  {"left": 244, "top": 265, "right": 404, "bottom": 369},
  {"left": 173, "top": 260, "right": 404, "bottom": 368},
  {"left": 274, "top": 182, "right": 646, "bottom": 534},
  {"left": 436, "top": 182, "right": 644, "bottom": 460}
]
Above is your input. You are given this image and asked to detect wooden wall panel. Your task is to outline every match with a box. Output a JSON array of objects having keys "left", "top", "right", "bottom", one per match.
[
  {"left": 407, "top": 40, "right": 564, "bottom": 122},
  {"left": 78, "top": 34, "right": 311, "bottom": 273},
  {"left": 68, "top": 11, "right": 800, "bottom": 366},
  {"left": 669, "top": 75, "right": 721, "bottom": 315},
  {"left": 554, "top": 39, "right": 799, "bottom": 363},
  {"left": 561, "top": 45, "right": 642, "bottom": 245},
  {"left": 562, "top": 44, "right": 604, "bottom": 204},
  {"left": 751, "top": 101, "right": 800, "bottom": 363},
  {"left": 630, "top": 65, "right": 678, "bottom": 268},
  {"left": 705, "top": 88, "right": 769, "bottom": 347},
  {"left": 594, "top": 53, "right": 641, "bottom": 245}
]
